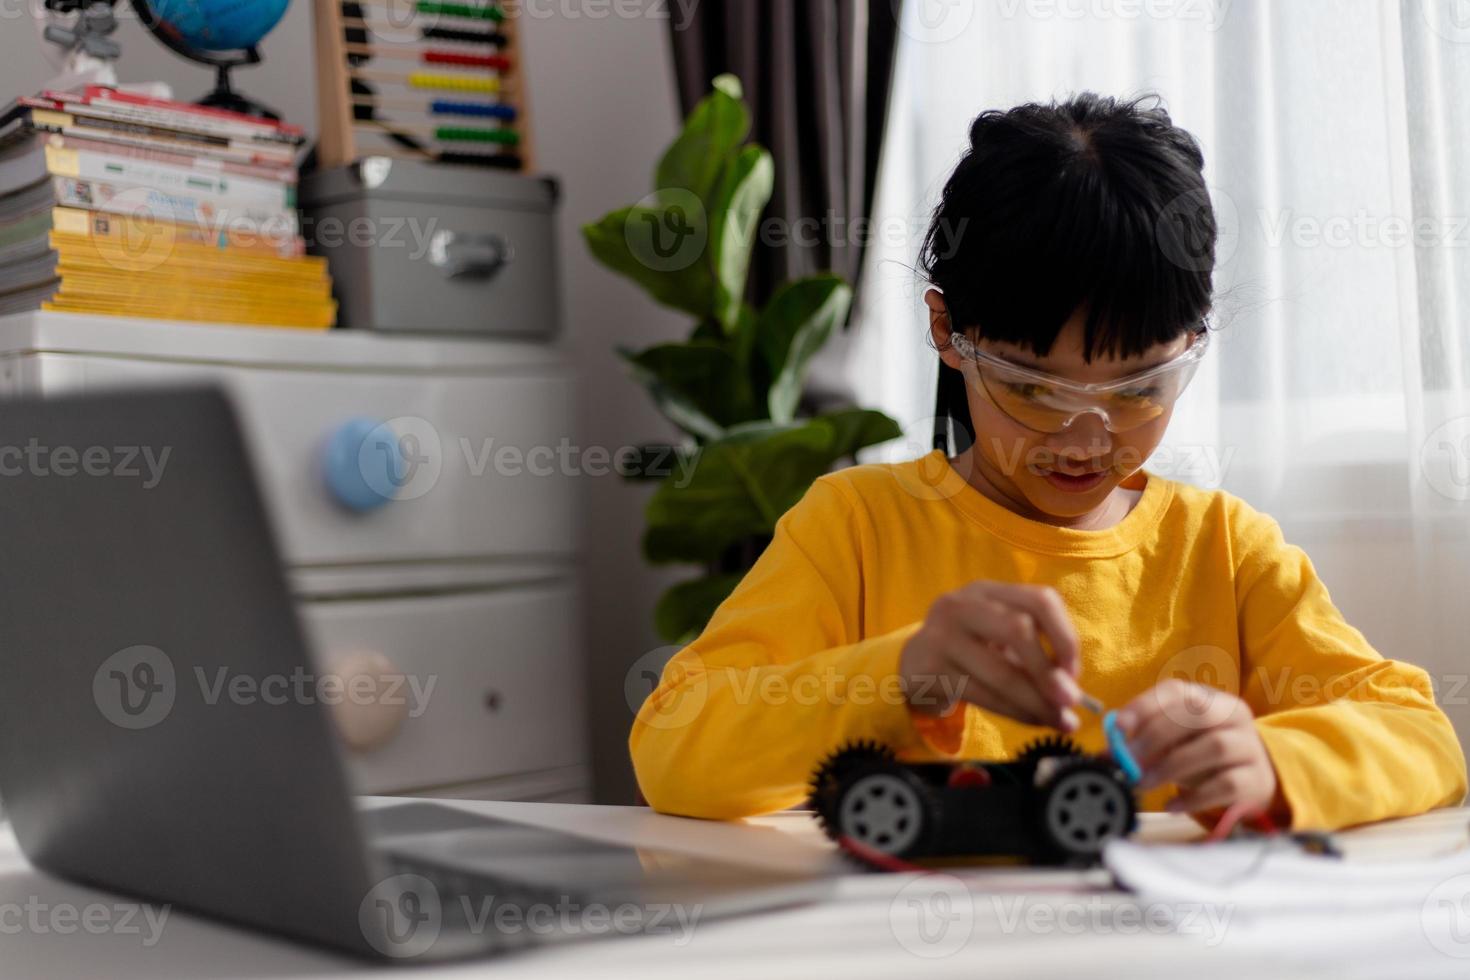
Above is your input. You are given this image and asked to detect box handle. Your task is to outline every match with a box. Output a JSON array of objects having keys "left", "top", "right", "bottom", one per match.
[{"left": 428, "top": 230, "right": 515, "bottom": 280}]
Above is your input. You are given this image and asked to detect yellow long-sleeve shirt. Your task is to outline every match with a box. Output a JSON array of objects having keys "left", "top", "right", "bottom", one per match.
[{"left": 630, "top": 451, "right": 1467, "bottom": 829}]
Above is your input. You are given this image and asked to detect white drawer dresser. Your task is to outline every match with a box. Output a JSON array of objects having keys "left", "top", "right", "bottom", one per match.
[{"left": 0, "top": 311, "right": 589, "bottom": 803}]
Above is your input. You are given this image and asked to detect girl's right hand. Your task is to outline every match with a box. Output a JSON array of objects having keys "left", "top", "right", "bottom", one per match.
[{"left": 898, "top": 582, "right": 1084, "bottom": 732}]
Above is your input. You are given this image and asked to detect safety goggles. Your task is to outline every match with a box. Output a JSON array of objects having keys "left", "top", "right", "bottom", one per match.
[{"left": 950, "top": 326, "right": 1209, "bottom": 434}]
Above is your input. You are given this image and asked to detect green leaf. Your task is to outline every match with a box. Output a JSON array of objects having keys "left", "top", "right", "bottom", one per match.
[
  {"left": 818, "top": 408, "right": 903, "bottom": 459},
  {"left": 654, "top": 573, "right": 745, "bottom": 643},
  {"left": 582, "top": 204, "right": 712, "bottom": 319},
  {"left": 641, "top": 411, "right": 902, "bottom": 565},
  {"left": 621, "top": 342, "right": 760, "bottom": 430},
  {"left": 758, "top": 275, "right": 853, "bottom": 422},
  {"left": 654, "top": 73, "right": 750, "bottom": 207},
  {"left": 642, "top": 421, "right": 833, "bottom": 564},
  {"left": 708, "top": 145, "right": 774, "bottom": 335}
]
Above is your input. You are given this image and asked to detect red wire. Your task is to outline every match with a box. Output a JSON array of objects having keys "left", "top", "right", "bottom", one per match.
[
  {"left": 836, "top": 835, "right": 929, "bottom": 873},
  {"left": 1205, "top": 801, "right": 1277, "bottom": 842}
]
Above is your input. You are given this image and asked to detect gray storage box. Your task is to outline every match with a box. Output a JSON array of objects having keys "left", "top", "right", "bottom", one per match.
[{"left": 300, "top": 159, "right": 560, "bottom": 338}]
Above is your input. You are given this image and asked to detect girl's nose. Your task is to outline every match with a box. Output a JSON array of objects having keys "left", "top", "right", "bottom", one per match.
[{"left": 1047, "top": 409, "right": 1114, "bottom": 454}]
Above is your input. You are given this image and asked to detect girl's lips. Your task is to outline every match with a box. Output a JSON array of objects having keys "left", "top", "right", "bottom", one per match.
[{"left": 1041, "top": 469, "right": 1108, "bottom": 493}]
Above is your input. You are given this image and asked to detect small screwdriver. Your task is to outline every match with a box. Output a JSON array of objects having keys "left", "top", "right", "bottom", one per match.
[{"left": 1076, "top": 690, "right": 1143, "bottom": 784}]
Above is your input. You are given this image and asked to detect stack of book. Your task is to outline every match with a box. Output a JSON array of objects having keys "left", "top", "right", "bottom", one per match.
[{"left": 0, "top": 87, "right": 335, "bottom": 330}]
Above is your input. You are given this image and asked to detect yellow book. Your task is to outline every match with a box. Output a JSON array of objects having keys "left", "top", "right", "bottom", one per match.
[
  {"left": 50, "top": 232, "right": 327, "bottom": 281},
  {"left": 53, "top": 290, "right": 335, "bottom": 321},
  {"left": 43, "top": 296, "right": 336, "bottom": 330},
  {"left": 50, "top": 207, "right": 306, "bottom": 259},
  {"left": 55, "top": 264, "right": 333, "bottom": 301},
  {"left": 53, "top": 272, "right": 331, "bottom": 305}
]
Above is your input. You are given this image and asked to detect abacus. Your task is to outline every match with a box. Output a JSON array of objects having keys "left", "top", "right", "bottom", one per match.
[{"left": 312, "top": 0, "right": 533, "bottom": 170}]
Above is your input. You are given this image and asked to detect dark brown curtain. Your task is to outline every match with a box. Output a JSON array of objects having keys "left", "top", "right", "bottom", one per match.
[{"left": 669, "top": 0, "right": 901, "bottom": 310}]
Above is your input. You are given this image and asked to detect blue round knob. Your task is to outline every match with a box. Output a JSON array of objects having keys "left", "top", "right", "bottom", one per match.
[{"left": 322, "top": 418, "right": 406, "bottom": 512}]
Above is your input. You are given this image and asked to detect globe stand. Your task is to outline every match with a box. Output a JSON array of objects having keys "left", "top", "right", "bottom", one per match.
[{"left": 199, "top": 63, "right": 279, "bottom": 122}]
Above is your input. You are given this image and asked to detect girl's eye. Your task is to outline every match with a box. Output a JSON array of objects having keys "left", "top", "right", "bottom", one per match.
[
  {"left": 1003, "top": 381, "right": 1052, "bottom": 399},
  {"left": 1114, "top": 386, "right": 1162, "bottom": 403}
]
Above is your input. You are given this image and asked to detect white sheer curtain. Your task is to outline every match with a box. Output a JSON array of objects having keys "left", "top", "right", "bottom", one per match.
[{"left": 848, "top": 0, "right": 1470, "bottom": 740}]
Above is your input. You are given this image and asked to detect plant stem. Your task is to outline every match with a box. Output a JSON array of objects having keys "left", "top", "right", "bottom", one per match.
[{"left": 727, "top": 452, "right": 780, "bottom": 527}]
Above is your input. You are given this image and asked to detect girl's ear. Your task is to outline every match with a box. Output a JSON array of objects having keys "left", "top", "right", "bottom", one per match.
[{"left": 925, "top": 288, "right": 964, "bottom": 369}]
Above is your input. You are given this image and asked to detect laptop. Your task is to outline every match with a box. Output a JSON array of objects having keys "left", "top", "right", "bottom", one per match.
[{"left": 0, "top": 387, "right": 828, "bottom": 961}]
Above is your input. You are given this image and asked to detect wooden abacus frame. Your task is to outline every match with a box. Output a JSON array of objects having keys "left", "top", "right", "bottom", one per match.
[{"left": 312, "top": 0, "right": 536, "bottom": 171}]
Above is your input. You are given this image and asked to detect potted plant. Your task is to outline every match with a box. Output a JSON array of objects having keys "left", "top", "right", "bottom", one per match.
[{"left": 583, "top": 75, "right": 899, "bottom": 643}]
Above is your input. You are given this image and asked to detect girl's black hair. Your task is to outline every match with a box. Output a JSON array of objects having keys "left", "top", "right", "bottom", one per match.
[{"left": 924, "top": 92, "right": 1216, "bottom": 452}]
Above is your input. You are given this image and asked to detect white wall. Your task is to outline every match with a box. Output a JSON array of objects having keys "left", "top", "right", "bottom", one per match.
[
  {"left": 0, "top": 2, "right": 686, "bottom": 804},
  {"left": 516, "top": 10, "right": 686, "bottom": 805}
]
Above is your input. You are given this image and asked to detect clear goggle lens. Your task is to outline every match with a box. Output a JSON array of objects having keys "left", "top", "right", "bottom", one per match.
[{"left": 951, "top": 329, "right": 1209, "bottom": 434}]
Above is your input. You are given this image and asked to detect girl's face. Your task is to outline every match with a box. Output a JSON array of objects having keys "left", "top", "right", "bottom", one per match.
[{"left": 926, "top": 289, "right": 1190, "bottom": 521}]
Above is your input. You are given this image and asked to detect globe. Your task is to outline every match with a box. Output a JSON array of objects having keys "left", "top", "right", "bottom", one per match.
[
  {"left": 144, "top": 0, "right": 290, "bottom": 52},
  {"left": 131, "top": 0, "right": 291, "bottom": 118}
]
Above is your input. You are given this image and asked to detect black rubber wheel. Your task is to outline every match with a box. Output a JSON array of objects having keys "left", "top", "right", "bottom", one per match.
[
  {"left": 1035, "top": 759, "right": 1137, "bottom": 864},
  {"left": 833, "top": 760, "right": 936, "bottom": 859},
  {"left": 809, "top": 741, "right": 896, "bottom": 841}
]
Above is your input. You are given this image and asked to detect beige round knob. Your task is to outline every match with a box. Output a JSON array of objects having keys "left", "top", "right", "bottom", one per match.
[{"left": 328, "top": 651, "right": 410, "bottom": 752}]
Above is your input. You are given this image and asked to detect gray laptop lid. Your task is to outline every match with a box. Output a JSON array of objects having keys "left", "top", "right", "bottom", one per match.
[{"left": 0, "top": 387, "right": 379, "bottom": 955}]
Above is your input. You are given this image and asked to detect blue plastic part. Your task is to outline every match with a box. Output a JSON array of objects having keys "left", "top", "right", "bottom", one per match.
[
  {"left": 1104, "top": 710, "right": 1142, "bottom": 785},
  {"left": 322, "top": 418, "right": 405, "bottom": 512}
]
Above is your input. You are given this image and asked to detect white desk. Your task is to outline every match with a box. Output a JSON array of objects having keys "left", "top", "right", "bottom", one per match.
[{"left": 0, "top": 800, "right": 1466, "bottom": 979}]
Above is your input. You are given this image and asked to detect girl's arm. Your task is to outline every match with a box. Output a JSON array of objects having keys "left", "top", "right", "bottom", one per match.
[
  {"left": 1232, "top": 501, "right": 1468, "bottom": 829},
  {"left": 628, "top": 477, "right": 963, "bottom": 819}
]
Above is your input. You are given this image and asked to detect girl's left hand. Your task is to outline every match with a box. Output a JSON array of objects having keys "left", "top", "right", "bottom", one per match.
[{"left": 1114, "top": 679, "right": 1281, "bottom": 818}]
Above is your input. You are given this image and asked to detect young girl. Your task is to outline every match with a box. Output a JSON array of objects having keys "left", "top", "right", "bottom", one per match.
[{"left": 629, "top": 93, "right": 1467, "bottom": 831}]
